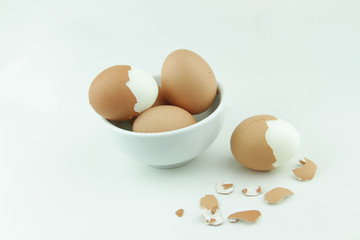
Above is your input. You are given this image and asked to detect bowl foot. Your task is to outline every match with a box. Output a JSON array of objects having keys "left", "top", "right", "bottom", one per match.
[{"left": 148, "top": 158, "right": 195, "bottom": 169}]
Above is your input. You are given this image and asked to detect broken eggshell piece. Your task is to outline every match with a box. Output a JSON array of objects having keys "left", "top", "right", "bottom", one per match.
[
  {"left": 175, "top": 209, "right": 184, "bottom": 217},
  {"left": 228, "top": 210, "right": 261, "bottom": 223},
  {"left": 216, "top": 182, "right": 234, "bottom": 194},
  {"left": 264, "top": 187, "right": 293, "bottom": 204},
  {"left": 200, "top": 195, "right": 223, "bottom": 225},
  {"left": 292, "top": 158, "right": 318, "bottom": 181},
  {"left": 242, "top": 186, "right": 262, "bottom": 196}
]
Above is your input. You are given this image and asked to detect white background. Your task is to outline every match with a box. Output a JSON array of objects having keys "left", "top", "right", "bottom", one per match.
[{"left": 1, "top": 0, "right": 359, "bottom": 239}]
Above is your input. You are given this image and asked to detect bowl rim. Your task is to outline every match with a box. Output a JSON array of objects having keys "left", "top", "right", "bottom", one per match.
[{"left": 100, "top": 81, "right": 226, "bottom": 137}]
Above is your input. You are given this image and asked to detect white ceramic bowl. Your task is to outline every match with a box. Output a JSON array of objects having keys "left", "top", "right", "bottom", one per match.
[{"left": 101, "top": 82, "right": 226, "bottom": 168}]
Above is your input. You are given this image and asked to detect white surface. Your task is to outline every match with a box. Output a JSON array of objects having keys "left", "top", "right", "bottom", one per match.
[
  {"left": 0, "top": 0, "right": 359, "bottom": 239},
  {"left": 265, "top": 119, "right": 300, "bottom": 168},
  {"left": 126, "top": 67, "right": 158, "bottom": 113}
]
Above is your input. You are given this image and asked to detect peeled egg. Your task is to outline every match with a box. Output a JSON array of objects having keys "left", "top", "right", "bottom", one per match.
[
  {"left": 230, "top": 115, "right": 300, "bottom": 171},
  {"left": 133, "top": 105, "right": 196, "bottom": 133},
  {"left": 161, "top": 49, "right": 217, "bottom": 114},
  {"left": 89, "top": 65, "right": 158, "bottom": 121}
]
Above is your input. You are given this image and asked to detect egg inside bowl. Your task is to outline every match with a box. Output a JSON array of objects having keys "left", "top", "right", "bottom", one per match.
[{"left": 101, "top": 81, "right": 226, "bottom": 168}]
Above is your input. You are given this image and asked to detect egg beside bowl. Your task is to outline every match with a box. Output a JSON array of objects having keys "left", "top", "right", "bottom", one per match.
[{"left": 230, "top": 115, "right": 300, "bottom": 171}]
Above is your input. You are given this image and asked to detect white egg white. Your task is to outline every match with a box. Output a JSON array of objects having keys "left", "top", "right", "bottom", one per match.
[
  {"left": 265, "top": 119, "right": 300, "bottom": 168},
  {"left": 126, "top": 67, "right": 158, "bottom": 113}
]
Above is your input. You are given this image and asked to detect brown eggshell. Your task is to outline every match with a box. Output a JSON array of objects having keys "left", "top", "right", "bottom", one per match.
[
  {"left": 152, "top": 86, "right": 169, "bottom": 107},
  {"left": 264, "top": 187, "right": 293, "bottom": 204},
  {"left": 228, "top": 210, "right": 261, "bottom": 223},
  {"left": 200, "top": 194, "right": 219, "bottom": 212},
  {"left": 132, "top": 105, "right": 196, "bottom": 133},
  {"left": 161, "top": 49, "right": 217, "bottom": 114},
  {"left": 175, "top": 209, "right": 184, "bottom": 217},
  {"left": 230, "top": 115, "right": 278, "bottom": 171},
  {"left": 88, "top": 65, "right": 138, "bottom": 121},
  {"left": 292, "top": 158, "right": 317, "bottom": 181}
]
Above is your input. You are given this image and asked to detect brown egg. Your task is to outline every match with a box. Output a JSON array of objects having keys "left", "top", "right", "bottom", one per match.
[
  {"left": 230, "top": 115, "right": 300, "bottom": 171},
  {"left": 88, "top": 65, "right": 158, "bottom": 121},
  {"left": 133, "top": 105, "right": 196, "bottom": 133},
  {"left": 152, "top": 86, "right": 169, "bottom": 107},
  {"left": 161, "top": 49, "right": 217, "bottom": 114}
]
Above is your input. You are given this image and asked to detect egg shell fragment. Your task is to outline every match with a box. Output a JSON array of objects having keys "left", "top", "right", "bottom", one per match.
[
  {"left": 132, "top": 105, "right": 196, "bottom": 133},
  {"left": 161, "top": 49, "right": 218, "bottom": 114},
  {"left": 200, "top": 195, "right": 223, "bottom": 226},
  {"left": 292, "top": 158, "right": 318, "bottom": 181},
  {"left": 228, "top": 210, "right": 261, "bottom": 223},
  {"left": 216, "top": 182, "right": 234, "bottom": 195},
  {"left": 175, "top": 209, "right": 184, "bottom": 217},
  {"left": 264, "top": 187, "right": 293, "bottom": 204},
  {"left": 242, "top": 186, "right": 262, "bottom": 196}
]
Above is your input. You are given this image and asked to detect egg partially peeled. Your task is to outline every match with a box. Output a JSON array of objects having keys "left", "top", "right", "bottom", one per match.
[
  {"left": 133, "top": 105, "right": 196, "bottom": 133},
  {"left": 89, "top": 65, "right": 158, "bottom": 121},
  {"left": 230, "top": 115, "right": 300, "bottom": 171}
]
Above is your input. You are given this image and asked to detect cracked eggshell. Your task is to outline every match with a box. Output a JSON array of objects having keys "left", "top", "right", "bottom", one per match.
[
  {"left": 133, "top": 105, "right": 196, "bottom": 133},
  {"left": 292, "top": 158, "right": 318, "bottom": 181},
  {"left": 89, "top": 65, "right": 158, "bottom": 121},
  {"left": 200, "top": 195, "right": 223, "bottom": 226},
  {"left": 216, "top": 182, "right": 234, "bottom": 194},
  {"left": 202, "top": 209, "right": 223, "bottom": 226},
  {"left": 175, "top": 209, "right": 184, "bottom": 217},
  {"left": 230, "top": 115, "right": 300, "bottom": 171},
  {"left": 228, "top": 210, "right": 261, "bottom": 223},
  {"left": 264, "top": 187, "right": 293, "bottom": 204},
  {"left": 161, "top": 49, "right": 218, "bottom": 114},
  {"left": 242, "top": 186, "right": 262, "bottom": 196}
]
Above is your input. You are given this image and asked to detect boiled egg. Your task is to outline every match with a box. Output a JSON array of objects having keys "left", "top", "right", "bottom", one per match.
[{"left": 89, "top": 65, "right": 158, "bottom": 121}]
